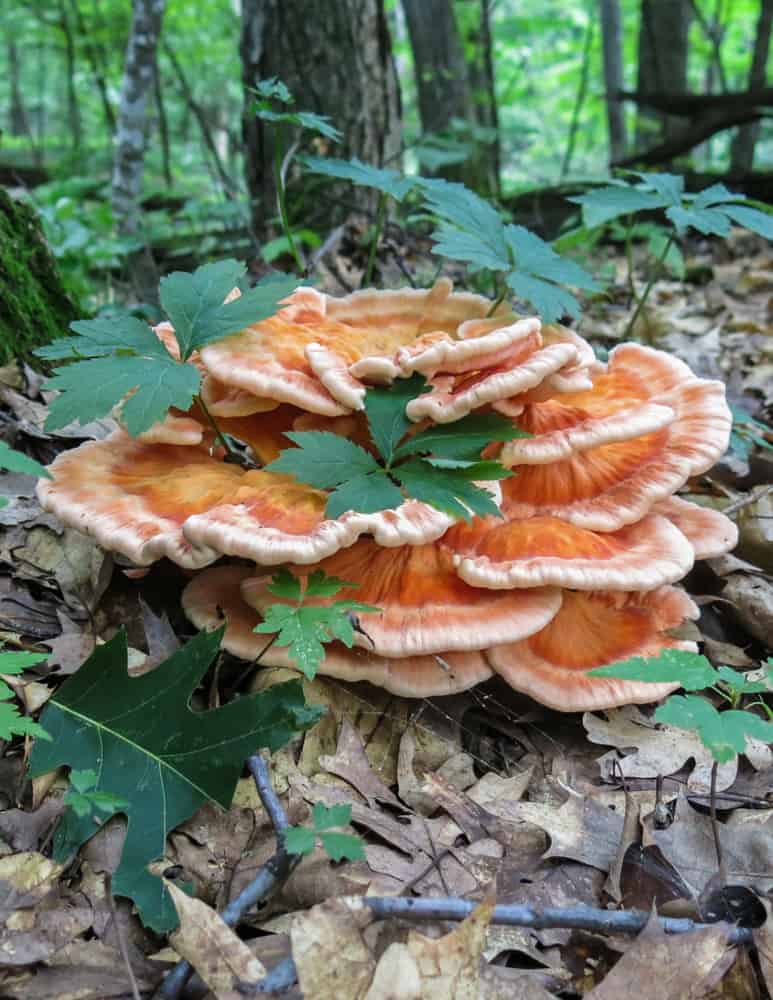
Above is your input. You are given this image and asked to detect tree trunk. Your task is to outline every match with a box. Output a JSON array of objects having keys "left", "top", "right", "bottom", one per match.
[
  {"left": 730, "top": 0, "right": 773, "bottom": 172},
  {"left": 240, "top": 0, "right": 401, "bottom": 240},
  {"left": 66, "top": 0, "right": 117, "bottom": 135},
  {"left": 112, "top": 0, "right": 165, "bottom": 302},
  {"left": 7, "top": 43, "right": 30, "bottom": 138},
  {"left": 599, "top": 0, "right": 626, "bottom": 162},
  {"left": 402, "top": 0, "right": 471, "bottom": 180},
  {"left": 635, "top": 0, "right": 692, "bottom": 149},
  {"left": 58, "top": 0, "right": 82, "bottom": 150},
  {"left": 0, "top": 186, "right": 79, "bottom": 363},
  {"left": 455, "top": 0, "right": 500, "bottom": 195}
]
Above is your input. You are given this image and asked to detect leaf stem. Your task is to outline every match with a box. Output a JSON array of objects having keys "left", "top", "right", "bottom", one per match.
[
  {"left": 624, "top": 216, "right": 638, "bottom": 305},
  {"left": 622, "top": 231, "right": 675, "bottom": 339},
  {"left": 273, "top": 126, "right": 304, "bottom": 273},
  {"left": 486, "top": 283, "right": 508, "bottom": 318},
  {"left": 195, "top": 394, "right": 239, "bottom": 460},
  {"left": 364, "top": 191, "right": 388, "bottom": 287}
]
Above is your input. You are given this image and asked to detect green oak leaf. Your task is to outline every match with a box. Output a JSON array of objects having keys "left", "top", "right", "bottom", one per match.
[{"left": 29, "top": 629, "right": 320, "bottom": 932}]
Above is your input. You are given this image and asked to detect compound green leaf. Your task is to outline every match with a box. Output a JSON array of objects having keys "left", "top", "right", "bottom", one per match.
[
  {"left": 0, "top": 441, "right": 50, "bottom": 480},
  {"left": 265, "top": 432, "right": 380, "bottom": 489},
  {"left": 588, "top": 649, "right": 718, "bottom": 691}
]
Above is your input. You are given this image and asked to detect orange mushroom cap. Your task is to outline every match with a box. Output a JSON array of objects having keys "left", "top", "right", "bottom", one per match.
[
  {"left": 651, "top": 495, "right": 738, "bottom": 560},
  {"left": 498, "top": 343, "right": 732, "bottom": 531},
  {"left": 182, "top": 565, "right": 494, "bottom": 697},
  {"left": 485, "top": 586, "right": 699, "bottom": 711},
  {"left": 240, "top": 539, "right": 562, "bottom": 658},
  {"left": 442, "top": 512, "right": 695, "bottom": 591}
]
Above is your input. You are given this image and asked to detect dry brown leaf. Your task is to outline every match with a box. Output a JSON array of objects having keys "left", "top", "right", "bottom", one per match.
[
  {"left": 291, "top": 897, "right": 375, "bottom": 999},
  {"left": 649, "top": 794, "right": 773, "bottom": 896},
  {"left": 586, "top": 912, "right": 736, "bottom": 999},
  {"left": 584, "top": 706, "right": 740, "bottom": 793},
  {"left": 753, "top": 900, "right": 773, "bottom": 994},
  {"left": 0, "top": 799, "right": 64, "bottom": 853},
  {"left": 167, "top": 880, "right": 266, "bottom": 999},
  {"left": 0, "top": 852, "right": 62, "bottom": 909},
  {"left": 320, "top": 717, "right": 402, "bottom": 809}
]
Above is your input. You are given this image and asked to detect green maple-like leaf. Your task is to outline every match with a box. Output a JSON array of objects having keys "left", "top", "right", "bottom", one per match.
[
  {"left": 0, "top": 649, "right": 51, "bottom": 741},
  {"left": 285, "top": 802, "right": 365, "bottom": 861},
  {"left": 588, "top": 648, "right": 718, "bottom": 691},
  {"left": 36, "top": 261, "right": 295, "bottom": 438},
  {"left": 28, "top": 629, "right": 320, "bottom": 932},
  {"left": 655, "top": 694, "right": 773, "bottom": 764}
]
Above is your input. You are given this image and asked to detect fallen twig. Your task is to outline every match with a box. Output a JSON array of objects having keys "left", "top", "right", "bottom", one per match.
[
  {"left": 154, "top": 754, "right": 300, "bottom": 1000},
  {"left": 238, "top": 895, "right": 753, "bottom": 993}
]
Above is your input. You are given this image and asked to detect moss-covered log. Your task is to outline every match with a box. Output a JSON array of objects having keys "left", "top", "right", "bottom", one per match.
[{"left": 0, "top": 186, "right": 79, "bottom": 364}]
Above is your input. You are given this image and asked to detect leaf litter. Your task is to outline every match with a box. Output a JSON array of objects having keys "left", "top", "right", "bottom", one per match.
[{"left": 0, "top": 229, "right": 771, "bottom": 998}]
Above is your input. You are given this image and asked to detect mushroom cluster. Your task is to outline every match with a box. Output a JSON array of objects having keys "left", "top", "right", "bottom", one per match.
[{"left": 39, "top": 280, "right": 737, "bottom": 711}]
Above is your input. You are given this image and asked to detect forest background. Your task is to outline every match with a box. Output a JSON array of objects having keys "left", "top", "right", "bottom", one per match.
[{"left": 2, "top": 0, "right": 772, "bottom": 315}]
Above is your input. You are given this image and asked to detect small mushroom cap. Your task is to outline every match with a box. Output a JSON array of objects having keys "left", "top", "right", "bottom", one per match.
[
  {"left": 136, "top": 411, "right": 206, "bottom": 446},
  {"left": 652, "top": 496, "right": 738, "bottom": 559},
  {"left": 182, "top": 565, "right": 493, "bottom": 697},
  {"left": 499, "top": 344, "right": 732, "bottom": 531},
  {"left": 443, "top": 512, "right": 695, "bottom": 591},
  {"left": 199, "top": 375, "right": 280, "bottom": 418},
  {"left": 486, "top": 586, "right": 698, "bottom": 712},
  {"left": 240, "top": 539, "right": 562, "bottom": 658}
]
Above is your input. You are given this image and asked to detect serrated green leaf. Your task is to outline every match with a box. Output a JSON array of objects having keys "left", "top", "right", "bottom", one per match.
[
  {"left": 364, "top": 374, "right": 431, "bottom": 464},
  {"left": 160, "top": 267, "right": 296, "bottom": 359},
  {"left": 0, "top": 441, "right": 50, "bottom": 480},
  {"left": 429, "top": 224, "right": 509, "bottom": 272},
  {"left": 690, "top": 184, "right": 746, "bottom": 209},
  {"left": 716, "top": 665, "right": 770, "bottom": 695},
  {"left": 504, "top": 226, "right": 600, "bottom": 291},
  {"left": 393, "top": 412, "right": 528, "bottom": 462},
  {"left": 29, "top": 629, "right": 319, "bottom": 931},
  {"left": 320, "top": 831, "right": 366, "bottom": 862},
  {"left": 284, "top": 826, "right": 316, "bottom": 856},
  {"left": 304, "top": 570, "right": 354, "bottom": 599},
  {"left": 505, "top": 271, "right": 582, "bottom": 323},
  {"left": 718, "top": 204, "right": 773, "bottom": 240},
  {"left": 666, "top": 205, "right": 731, "bottom": 237},
  {"left": 567, "top": 185, "right": 670, "bottom": 228},
  {"left": 419, "top": 178, "right": 506, "bottom": 245},
  {"left": 633, "top": 172, "right": 684, "bottom": 205},
  {"left": 302, "top": 156, "right": 416, "bottom": 201},
  {"left": 44, "top": 355, "right": 201, "bottom": 437},
  {"left": 313, "top": 802, "right": 352, "bottom": 830},
  {"left": 0, "top": 701, "right": 51, "bottom": 742},
  {"left": 255, "top": 107, "right": 342, "bottom": 141},
  {"left": 393, "top": 458, "right": 503, "bottom": 521},
  {"left": 35, "top": 315, "right": 170, "bottom": 361},
  {"left": 0, "top": 649, "right": 49, "bottom": 673},
  {"left": 252, "top": 77, "right": 293, "bottom": 104},
  {"left": 325, "top": 472, "right": 405, "bottom": 519},
  {"left": 266, "top": 566, "right": 304, "bottom": 602},
  {"left": 588, "top": 649, "right": 718, "bottom": 690},
  {"left": 69, "top": 768, "right": 98, "bottom": 793},
  {"left": 265, "top": 432, "right": 380, "bottom": 489}
]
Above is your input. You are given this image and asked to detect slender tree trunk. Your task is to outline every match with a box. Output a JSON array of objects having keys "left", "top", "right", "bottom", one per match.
[
  {"left": 66, "top": 0, "right": 117, "bottom": 135},
  {"left": 7, "top": 42, "right": 31, "bottom": 137},
  {"left": 599, "top": 0, "right": 627, "bottom": 162},
  {"left": 163, "top": 43, "right": 236, "bottom": 197},
  {"left": 479, "top": 0, "right": 501, "bottom": 195},
  {"left": 455, "top": 0, "right": 500, "bottom": 195},
  {"left": 58, "top": 0, "right": 82, "bottom": 150},
  {"left": 240, "top": 0, "right": 401, "bottom": 239},
  {"left": 112, "top": 0, "right": 165, "bottom": 302},
  {"left": 560, "top": 15, "right": 595, "bottom": 179},
  {"left": 402, "top": 0, "right": 471, "bottom": 181},
  {"left": 636, "top": 0, "right": 692, "bottom": 149},
  {"left": 730, "top": 0, "right": 773, "bottom": 172},
  {"left": 154, "top": 59, "right": 172, "bottom": 188}
]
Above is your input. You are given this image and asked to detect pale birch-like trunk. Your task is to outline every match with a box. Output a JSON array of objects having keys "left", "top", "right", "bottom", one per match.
[{"left": 112, "top": 0, "right": 166, "bottom": 237}]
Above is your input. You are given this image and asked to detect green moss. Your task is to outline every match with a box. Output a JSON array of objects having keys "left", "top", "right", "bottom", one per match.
[{"left": 0, "top": 187, "right": 79, "bottom": 364}]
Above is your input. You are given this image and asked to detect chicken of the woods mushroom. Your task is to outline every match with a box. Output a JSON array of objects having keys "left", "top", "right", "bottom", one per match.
[{"left": 38, "top": 280, "right": 736, "bottom": 711}]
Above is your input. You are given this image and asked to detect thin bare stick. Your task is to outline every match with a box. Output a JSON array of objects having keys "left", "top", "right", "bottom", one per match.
[
  {"left": 709, "top": 760, "right": 728, "bottom": 885},
  {"left": 155, "top": 754, "right": 299, "bottom": 1000},
  {"left": 105, "top": 875, "right": 142, "bottom": 1000}
]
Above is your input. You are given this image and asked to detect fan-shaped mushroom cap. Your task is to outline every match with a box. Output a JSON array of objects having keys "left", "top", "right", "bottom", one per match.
[
  {"left": 182, "top": 565, "right": 493, "bottom": 697},
  {"left": 136, "top": 411, "right": 206, "bottom": 446},
  {"left": 37, "top": 432, "right": 239, "bottom": 568},
  {"left": 37, "top": 431, "right": 457, "bottom": 568},
  {"left": 198, "top": 281, "right": 539, "bottom": 416},
  {"left": 486, "top": 586, "right": 698, "bottom": 711},
  {"left": 499, "top": 344, "right": 732, "bottom": 531},
  {"left": 651, "top": 496, "right": 738, "bottom": 559},
  {"left": 240, "top": 539, "right": 562, "bottom": 658},
  {"left": 199, "top": 375, "right": 280, "bottom": 418},
  {"left": 443, "top": 513, "right": 694, "bottom": 591}
]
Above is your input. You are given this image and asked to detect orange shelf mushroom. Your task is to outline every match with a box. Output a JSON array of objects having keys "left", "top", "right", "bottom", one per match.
[{"left": 38, "top": 281, "right": 737, "bottom": 711}]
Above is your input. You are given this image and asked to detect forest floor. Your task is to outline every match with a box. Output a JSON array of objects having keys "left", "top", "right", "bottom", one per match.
[{"left": 0, "top": 226, "right": 772, "bottom": 998}]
